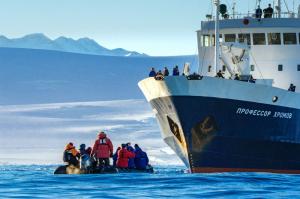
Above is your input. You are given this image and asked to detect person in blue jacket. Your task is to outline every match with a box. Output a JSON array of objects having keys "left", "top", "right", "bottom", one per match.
[
  {"left": 126, "top": 143, "right": 136, "bottom": 169},
  {"left": 134, "top": 144, "right": 149, "bottom": 170},
  {"left": 172, "top": 66, "right": 180, "bottom": 76},
  {"left": 149, "top": 67, "right": 156, "bottom": 77},
  {"left": 113, "top": 147, "right": 121, "bottom": 167}
]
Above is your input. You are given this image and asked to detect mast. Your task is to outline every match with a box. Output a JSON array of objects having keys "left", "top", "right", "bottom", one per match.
[
  {"left": 214, "top": 0, "right": 220, "bottom": 74},
  {"left": 278, "top": 0, "right": 282, "bottom": 18}
]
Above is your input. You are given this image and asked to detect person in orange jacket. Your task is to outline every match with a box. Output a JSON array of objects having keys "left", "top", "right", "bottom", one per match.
[
  {"left": 63, "top": 142, "right": 80, "bottom": 166},
  {"left": 91, "top": 131, "right": 113, "bottom": 167},
  {"left": 116, "top": 144, "right": 135, "bottom": 169}
]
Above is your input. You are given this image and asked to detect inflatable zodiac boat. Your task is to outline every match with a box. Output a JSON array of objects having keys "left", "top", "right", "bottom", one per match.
[{"left": 54, "top": 165, "right": 154, "bottom": 175}]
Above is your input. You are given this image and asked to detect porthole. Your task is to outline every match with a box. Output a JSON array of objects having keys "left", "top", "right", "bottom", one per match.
[
  {"left": 222, "top": 65, "right": 226, "bottom": 72},
  {"left": 272, "top": 96, "right": 278, "bottom": 103},
  {"left": 208, "top": 65, "right": 212, "bottom": 72}
]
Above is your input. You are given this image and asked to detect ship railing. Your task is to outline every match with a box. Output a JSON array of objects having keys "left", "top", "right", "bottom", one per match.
[
  {"left": 205, "top": 12, "right": 298, "bottom": 21},
  {"left": 153, "top": 73, "right": 204, "bottom": 81}
]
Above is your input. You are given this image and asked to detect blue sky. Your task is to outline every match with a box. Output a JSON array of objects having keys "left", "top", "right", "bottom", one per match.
[{"left": 0, "top": 0, "right": 295, "bottom": 56}]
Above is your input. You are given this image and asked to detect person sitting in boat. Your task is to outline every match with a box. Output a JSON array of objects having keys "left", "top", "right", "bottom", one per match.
[
  {"left": 63, "top": 142, "right": 80, "bottom": 166},
  {"left": 86, "top": 147, "right": 92, "bottom": 155},
  {"left": 113, "top": 147, "right": 121, "bottom": 167},
  {"left": 126, "top": 143, "right": 136, "bottom": 169},
  {"left": 149, "top": 67, "right": 156, "bottom": 77},
  {"left": 216, "top": 70, "right": 224, "bottom": 78},
  {"left": 116, "top": 144, "right": 135, "bottom": 169},
  {"left": 79, "top": 144, "right": 92, "bottom": 171},
  {"left": 134, "top": 144, "right": 149, "bottom": 170},
  {"left": 288, "top": 84, "right": 296, "bottom": 92},
  {"left": 173, "top": 65, "right": 180, "bottom": 76},
  {"left": 91, "top": 131, "right": 114, "bottom": 167},
  {"left": 79, "top": 144, "right": 89, "bottom": 155}
]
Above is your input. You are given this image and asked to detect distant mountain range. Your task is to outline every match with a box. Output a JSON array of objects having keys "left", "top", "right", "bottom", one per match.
[
  {"left": 0, "top": 47, "right": 198, "bottom": 104},
  {"left": 0, "top": 33, "right": 147, "bottom": 57}
]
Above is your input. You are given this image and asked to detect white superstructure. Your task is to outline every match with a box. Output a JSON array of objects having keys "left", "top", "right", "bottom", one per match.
[{"left": 198, "top": 17, "right": 300, "bottom": 91}]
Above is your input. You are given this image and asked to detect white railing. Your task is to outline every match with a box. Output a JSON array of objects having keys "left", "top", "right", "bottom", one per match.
[{"left": 205, "top": 12, "right": 298, "bottom": 21}]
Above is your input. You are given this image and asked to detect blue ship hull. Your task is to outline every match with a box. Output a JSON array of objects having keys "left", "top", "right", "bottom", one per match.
[{"left": 150, "top": 95, "right": 300, "bottom": 173}]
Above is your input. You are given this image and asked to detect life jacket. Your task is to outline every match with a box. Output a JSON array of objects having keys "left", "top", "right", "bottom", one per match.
[
  {"left": 63, "top": 150, "right": 79, "bottom": 166},
  {"left": 99, "top": 138, "right": 108, "bottom": 145},
  {"left": 92, "top": 136, "right": 113, "bottom": 158}
]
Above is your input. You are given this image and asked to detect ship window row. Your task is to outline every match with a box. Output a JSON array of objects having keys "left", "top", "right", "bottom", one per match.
[
  {"left": 207, "top": 64, "right": 300, "bottom": 72},
  {"left": 201, "top": 33, "right": 300, "bottom": 46}
]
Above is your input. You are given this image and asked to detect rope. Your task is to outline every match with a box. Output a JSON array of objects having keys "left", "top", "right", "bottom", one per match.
[{"left": 249, "top": 50, "right": 267, "bottom": 84}]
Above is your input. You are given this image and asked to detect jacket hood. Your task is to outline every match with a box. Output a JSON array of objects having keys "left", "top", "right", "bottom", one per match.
[
  {"left": 98, "top": 132, "right": 106, "bottom": 139},
  {"left": 65, "top": 143, "right": 74, "bottom": 150},
  {"left": 127, "top": 146, "right": 134, "bottom": 152}
]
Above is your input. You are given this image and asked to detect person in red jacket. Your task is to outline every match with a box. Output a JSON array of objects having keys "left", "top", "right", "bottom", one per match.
[
  {"left": 91, "top": 131, "right": 113, "bottom": 167},
  {"left": 116, "top": 144, "right": 135, "bottom": 169}
]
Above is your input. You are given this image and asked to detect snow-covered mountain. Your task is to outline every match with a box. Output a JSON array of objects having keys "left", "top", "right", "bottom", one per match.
[{"left": 0, "top": 33, "right": 147, "bottom": 57}]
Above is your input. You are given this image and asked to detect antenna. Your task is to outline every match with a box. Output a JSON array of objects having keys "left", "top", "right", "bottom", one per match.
[
  {"left": 214, "top": 0, "right": 220, "bottom": 74},
  {"left": 232, "top": 0, "right": 236, "bottom": 19}
]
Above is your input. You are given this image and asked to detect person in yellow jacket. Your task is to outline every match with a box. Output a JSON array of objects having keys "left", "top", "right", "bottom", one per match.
[{"left": 63, "top": 142, "right": 80, "bottom": 166}]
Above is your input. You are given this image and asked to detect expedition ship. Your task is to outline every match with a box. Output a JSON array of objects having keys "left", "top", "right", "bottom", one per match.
[{"left": 139, "top": 0, "right": 300, "bottom": 173}]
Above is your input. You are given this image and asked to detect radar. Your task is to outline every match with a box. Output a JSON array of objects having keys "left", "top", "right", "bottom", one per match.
[{"left": 219, "top": 4, "right": 229, "bottom": 19}]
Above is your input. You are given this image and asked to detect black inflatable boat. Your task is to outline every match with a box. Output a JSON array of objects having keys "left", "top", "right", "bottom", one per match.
[{"left": 54, "top": 165, "right": 154, "bottom": 175}]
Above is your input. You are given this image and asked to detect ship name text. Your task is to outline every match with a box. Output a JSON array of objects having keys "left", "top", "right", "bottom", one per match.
[{"left": 236, "top": 108, "right": 292, "bottom": 119}]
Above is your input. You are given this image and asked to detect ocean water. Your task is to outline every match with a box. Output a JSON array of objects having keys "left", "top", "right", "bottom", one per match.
[{"left": 1, "top": 165, "right": 300, "bottom": 198}]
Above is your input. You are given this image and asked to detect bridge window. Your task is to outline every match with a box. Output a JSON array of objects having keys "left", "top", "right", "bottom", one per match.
[
  {"left": 251, "top": 65, "right": 255, "bottom": 71},
  {"left": 278, "top": 64, "right": 283, "bottom": 71},
  {"left": 268, "top": 33, "right": 281, "bottom": 45},
  {"left": 202, "top": 35, "right": 211, "bottom": 47},
  {"left": 297, "top": 65, "right": 300, "bottom": 71},
  {"left": 283, "top": 33, "right": 297, "bottom": 45},
  {"left": 211, "top": 34, "right": 223, "bottom": 46},
  {"left": 238, "top": 34, "right": 251, "bottom": 45},
  {"left": 253, "top": 33, "right": 266, "bottom": 45},
  {"left": 225, "top": 34, "right": 236, "bottom": 42}
]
